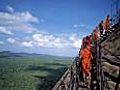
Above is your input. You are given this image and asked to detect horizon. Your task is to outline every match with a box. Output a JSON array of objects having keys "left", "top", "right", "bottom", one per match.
[
  {"left": 0, "top": 50, "right": 74, "bottom": 57},
  {"left": 0, "top": 0, "right": 112, "bottom": 57}
]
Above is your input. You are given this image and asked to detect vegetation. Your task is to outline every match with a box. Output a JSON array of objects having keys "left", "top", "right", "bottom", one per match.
[{"left": 0, "top": 55, "right": 72, "bottom": 90}]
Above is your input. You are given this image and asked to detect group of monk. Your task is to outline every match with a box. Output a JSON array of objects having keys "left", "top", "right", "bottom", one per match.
[
  {"left": 79, "top": 15, "right": 110, "bottom": 84},
  {"left": 99, "top": 15, "right": 110, "bottom": 36}
]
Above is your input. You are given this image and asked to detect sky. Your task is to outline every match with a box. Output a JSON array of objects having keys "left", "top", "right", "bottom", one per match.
[{"left": 0, "top": 0, "right": 113, "bottom": 57}]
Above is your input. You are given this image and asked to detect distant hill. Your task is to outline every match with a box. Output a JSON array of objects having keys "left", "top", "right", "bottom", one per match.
[
  {"left": 0, "top": 51, "right": 74, "bottom": 60},
  {"left": 0, "top": 51, "right": 21, "bottom": 58}
]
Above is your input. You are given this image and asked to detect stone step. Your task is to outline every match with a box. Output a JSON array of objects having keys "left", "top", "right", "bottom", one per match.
[
  {"left": 102, "top": 55, "right": 120, "bottom": 66},
  {"left": 104, "top": 81, "right": 120, "bottom": 90},
  {"left": 103, "top": 62, "right": 119, "bottom": 78}
]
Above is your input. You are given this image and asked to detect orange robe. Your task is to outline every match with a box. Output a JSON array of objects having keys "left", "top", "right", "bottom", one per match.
[
  {"left": 80, "top": 46, "right": 91, "bottom": 78},
  {"left": 93, "top": 30, "right": 98, "bottom": 41},
  {"left": 104, "top": 18, "right": 109, "bottom": 31}
]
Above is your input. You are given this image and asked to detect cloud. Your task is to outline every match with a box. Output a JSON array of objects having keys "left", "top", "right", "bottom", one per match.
[
  {"left": 73, "top": 24, "right": 91, "bottom": 29},
  {"left": 73, "top": 24, "right": 79, "bottom": 28},
  {"left": 69, "top": 34, "right": 82, "bottom": 48},
  {"left": 72, "top": 39, "right": 82, "bottom": 48},
  {"left": 69, "top": 34, "right": 77, "bottom": 41},
  {"left": 0, "top": 6, "right": 82, "bottom": 50},
  {"left": 17, "top": 11, "right": 39, "bottom": 23},
  {"left": 21, "top": 41, "right": 33, "bottom": 47},
  {"left": 20, "top": 33, "right": 82, "bottom": 49},
  {"left": 0, "top": 41, "right": 4, "bottom": 45},
  {"left": 0, "top": 6, "right": 39, "bottom": 33},
  {"left": 0, "top": 26, "right": 14, "bottom": 35},
  {"left": 31, "top": 33, "right": 68, "bottom": 48},
  {"left": 7, "top": 38, "right": 16, "bottom": 44},
  {"left": 6, "top": 5, "right": 14, "bottom": 13}
]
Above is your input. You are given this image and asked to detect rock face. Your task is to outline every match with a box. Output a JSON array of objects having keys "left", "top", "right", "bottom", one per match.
[
  {"left": 101, "top": 28, "right": 120, "bottom": 90},
  {"left": 101, "top": 30, "right": 120, "bottom": 56}
]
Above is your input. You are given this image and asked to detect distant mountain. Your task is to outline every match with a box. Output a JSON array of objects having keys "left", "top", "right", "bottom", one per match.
[
  {"left": 0, "top": 51, "right": 74, "bottom": 60},
  {"left": 0, "top": 51, "right": 21, "bottom": 58}
]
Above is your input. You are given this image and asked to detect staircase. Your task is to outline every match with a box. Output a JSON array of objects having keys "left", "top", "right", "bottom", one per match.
[{"left": 52, "top": 22, "right": 120, "bottom": 90}]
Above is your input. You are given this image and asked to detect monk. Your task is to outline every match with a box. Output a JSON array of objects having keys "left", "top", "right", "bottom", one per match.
[
  {"left": 86, "top": 36, "right": 91, "bottom": 44},
  {"left": 93, "top": 27, "right": 98, "bottom": 42},
  {"left": 80, "top": 40, "right": 92, "bottom": 81},
  {"left": 104, "top": 15, "right": 110, "bottom": 32},
  {"left": 99, "top": 20, "right": 104, "bottom": 36}
]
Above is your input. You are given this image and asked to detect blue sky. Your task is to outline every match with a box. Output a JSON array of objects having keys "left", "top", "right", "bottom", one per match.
[{"left": 0, "top": 0, "right": 112, "bottom": 56}]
